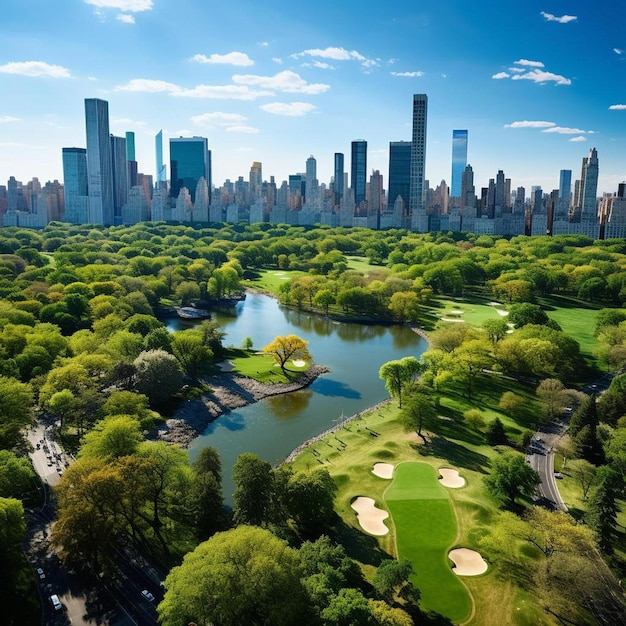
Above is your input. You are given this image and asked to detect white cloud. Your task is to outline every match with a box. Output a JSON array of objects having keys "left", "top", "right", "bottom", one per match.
[
  {"left": 190, "top": 52, "right": 254, "bottom": 67},
  {"left": 540, "top": 11, "right": 577, "bottom": 24},
  {"left": 0, "top": 116, "right": 20, "bottom": 123},
  {"left": 260, "top": 102, "right": 316, "bottom": 116},
  {"left": 258, "top": 42, "right": 269, "bottom": 47},
  {"left": 492, "top": 71, "right": 510, "bottom": 79},
  {"left": 609, "top": 104, "right": 626, "bottom": 110},
  {"left": 114, "top": 78, "right": 181, "bottom": 93},
  {"left": 226, "top": 125, "right": 259, "bottom": 134},
  {"left": 541, "top": 126, "right": 590, "bottom": 134},
  {"left": 84, "top": 0, "right": 152, "bottom": 11},
  {"left": 614, "top": 48, "right": 623, "bottom": 55},
  {"left": 292, "top": 46, "right": 377, "bottom": 69},
  {"left": 0, "top": 61, "right": 72, "bottom": 78},
  {"left": 116, "top": 13, "right": 134, "bottom": 23},
  {"left": 232, "top": 70, "right": 329, "bottom": 94},
  {"left": 191, "top": 112, "right": 248, "bottom": 126},
  {"left": 505, "top": 120, "right": 556, "bottom": 128},
  {"left": 514, "top": 59, "right": 545, "bottom": 68},
  {"left": 569, "top": 136, "right": 587, "bottom": 142},
  {"left": 508, "top": 67, "right": 525, "bottom": 73},
  {"left": 272, "top": 57, "right": 283, "bottom": 64},
  {"left": 311, "top": 61, "right": 333, "bottom": 70},
  {"left": 511, "top": 69, "right": 571, "bottom": 85},
  {"left": 391, "top": 71, "right": 424, "bottom": 77},
  {"left": 175, "top": 85, "right": 273, "bottom": 100}
]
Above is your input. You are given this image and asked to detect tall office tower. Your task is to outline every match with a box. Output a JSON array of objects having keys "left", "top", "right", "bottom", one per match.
[
  {"left": 559, "top": 169, "right": 572, "bottom": 202},
  {"left": 368, "top": 170, "right": 383, "bottom": 229},
  {"left": 450, "top": 130, "right": 468, "bottom": 198},
  {"left": 249, "top": 161, "right": 262, "bottom": 203},
  {"left": 85, "top": 98, "right": 114, "bottom": 225},
  {"left": 155, "top": 130, "right": 166, "bottom": 185},
  {"left": 388, "top": 141, "right": 411, "bottom": 216},
  {"left": 486, "top": 179, "right": 496, "bottom": 217},
  {"left": 495, "top": 169, "right": 506, "bottom": 214},
  {"left": 409, "top": 94, "right": 428, "bottom": 230},
  {"left": 351, "top": 140, "right": 367, "bottom": 206},
  {"left": 126, "top": 131, "right": 138, "bottom": 187},
  {"left": 305, "top": 155, "right": 316, "bottom": 192},
  {"left": 110, "top": 135, "right": 128, "bottom": 225},
  {"left": 333, "top": 153, "right": 344, "bottom": 204},
  {"left": 62, "top": 147, "right": 89, "bottom": 224},
  {"left": 580, "top": 148, "right": 599, "bottom": 217},
  {"left": 514, "top": 187, "right": 526, "bottom": 213},
  {"left": 169, "top": 136, "right": 210, "bottom": 204},
  {"left": 460, "top": 164, "right": 476, "bottom": 212}
]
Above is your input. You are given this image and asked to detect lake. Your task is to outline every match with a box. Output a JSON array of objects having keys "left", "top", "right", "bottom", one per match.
[{"left": 169, "top": 292, "right": 427, "bottom": 501}]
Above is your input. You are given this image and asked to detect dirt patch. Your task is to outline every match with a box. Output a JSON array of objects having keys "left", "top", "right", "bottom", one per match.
[
  {"left": 438, "top": 468, "right": 466, "bottom": 488},
  {"left": 372, "top": 463, "right": 394, "bottom": 479},
  {"left": 351, "top": 496, "right": 389, "bottom": 536},
  {"left": 449, "top": 548, "right": 488, "bottom": 576},
  {"left": 153, "top": 364, "right": 330, "bottom": 447}
]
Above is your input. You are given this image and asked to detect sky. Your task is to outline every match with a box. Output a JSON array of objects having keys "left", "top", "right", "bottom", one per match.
[{"left": 1, "top": 0, "right": 625, "bottom": 197}]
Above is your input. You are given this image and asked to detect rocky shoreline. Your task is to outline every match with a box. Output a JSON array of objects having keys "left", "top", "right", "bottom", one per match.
[{"left": 153, "top": 364, "right": 330, "bottom": 447}]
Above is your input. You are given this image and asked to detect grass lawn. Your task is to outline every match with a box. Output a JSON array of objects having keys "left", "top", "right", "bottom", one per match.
[
  {"left": 226, "top": 350, "right": 308, "bottom": 383},
  {"left": 385, "top": 462, "right": 472, "bottom": 623},
  {"left": 245, "top": 268, "right": 305, "bottom": 295},
  {"left": 346, "top": 255, "right": 388, "bottom": 277},
  {"left": 427, "top": 296, "right": 510, "bottom": 328}
]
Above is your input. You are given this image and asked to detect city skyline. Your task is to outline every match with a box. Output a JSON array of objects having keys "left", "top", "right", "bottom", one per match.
[{"left": 0, "top": 1, "right": 625, "bottom": 194}]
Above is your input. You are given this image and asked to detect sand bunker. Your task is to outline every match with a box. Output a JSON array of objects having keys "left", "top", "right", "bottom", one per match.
[
  {"left": 438, "top": 468, "right": 466, "bottom": 488},
  {"left": 292, "top": 359, "right": 306, "bottom": 367},
  {"left": 488, "top": 301, "right": 502, "bottom": 306},
  {"left": 449, "top": 548, "right": 488, "bottom": 576},
  {"left": 449, "top": 309, "right": 464, "bottom": 315},
  {"left": 372, "top": 463, "right": 394, "bottom": 479},
  {"left": 351, "top": 497, "right": 389, "bottom": 536},
  {"left": 496, "top": 309, "right": 509, "bottom": 316},
  {"left": 441, "top": 317, "right": 465, "bottom": 323}
]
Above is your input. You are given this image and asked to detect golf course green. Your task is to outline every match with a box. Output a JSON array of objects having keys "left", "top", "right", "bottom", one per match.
[{"left": 384, "top": 462, "right": 473, "bottom": 623}]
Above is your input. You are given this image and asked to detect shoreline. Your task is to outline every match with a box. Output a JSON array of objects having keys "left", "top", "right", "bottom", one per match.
[{"left": 152, "top": 363, "right": 330, "bottom": 447}]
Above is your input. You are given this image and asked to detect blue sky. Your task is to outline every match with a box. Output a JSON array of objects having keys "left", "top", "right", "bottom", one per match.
[{"left": 1, "top": 0, "right": 625, "bottom": 196}]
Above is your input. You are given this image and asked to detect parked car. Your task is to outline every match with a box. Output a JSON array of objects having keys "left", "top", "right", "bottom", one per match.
[
  {"left": 50, "top": 594, "right": 62, "bottom": 611},
  {"left": 554, "top": 472, "right": 563, "bottom": 479},
  {"left": 141, "top": 589, "right": 155, "bottom": 602},
  {"left": 35, "top": 567, "right": 45, "bottom": 580}
]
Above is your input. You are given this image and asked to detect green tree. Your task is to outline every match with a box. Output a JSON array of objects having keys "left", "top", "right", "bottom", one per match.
[
  {"left": 586, "top": 467, "right": 620, "bottom": 553},
  {"left": 463, "top": 409, "right": 486, "bottom": 431},
  {"left": 569, "top": 459, "right": 598, "bottom": 500},
  {"left": 399, "top": 389, "right": 437, "bottom": 442},
  {"left": 0, "top": 376, "right": 33, "bottom": 449},
  {"left": 485, "top": 417, "right": 507, "bottom": 446},
  {"left": 79, "top": 415, "right": 143, "bottom": 459},
  {"left": 373, "top": 559, "right": 418, "bottom": 605},
  {"left": 232, "top": 452, "right": 274, "bottom": 527},
  {"left": 498, "top": 391, "right": 525, "bottom": 419},
  {"left": 171, "top": 330, "right": 213, "bottom": 377},
  {"left": 286, "top": 468, "right": 337, "bottom": 536},
  {"left": 378, "top": 357, "right": 422, "bottom": 408},
  {"left": 263, "top": 334, "right": 312, "bottom": 373},
  {"left": 485, "top": 453, "right": 540, "bottom": 504},
  {"left": 0, "top": 451, "right": 36, "bottom": 498},
  {"left": 158, "top": 526, "right": 311, "bottom": 626},
  {"left": 133, "top": 349, "right": 184, "bottom": 404},
  {"left": 507, "top": 303, "right": 550, "bottom": 328},
  {"left": 321, "top": 588, "right": 373, "bottom": 626},
  {"left": 482, "top": 318, "right": 509, "bottom": 344}
]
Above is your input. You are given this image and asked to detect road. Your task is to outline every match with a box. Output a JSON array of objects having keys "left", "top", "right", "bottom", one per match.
[{"left": 526, "top": 420, "right": 568, "bottom": 511}]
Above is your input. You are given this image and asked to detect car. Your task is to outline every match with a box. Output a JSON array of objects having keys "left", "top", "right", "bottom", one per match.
[
  {"left": 49, "top": 594, "right": 62, "bottom": 611},
  {"left": 35, "top": 567, "right": 45, "bottom": 580},
  {"left": 46, "top": 460, "right": 53, "bottom": 467},
  {"left": 554, "top": 472, "right": 563, "bottom": 479},
  {"left": 141, "top": 589, "right": 155, "bottom": 603}
]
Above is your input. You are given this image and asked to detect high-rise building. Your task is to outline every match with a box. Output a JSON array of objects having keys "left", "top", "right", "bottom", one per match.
[
  {"left": 155, "top": 130, "right": 166, "bottom": 185},
  {"left": 169, "top": 136, "right": 210, "bottom": 204},
  {"left": 351, "top": 140, "right": 367, "bottom": 206},
  {"left": 450, "top": 130, "right": 468, "bottom": 198},
  {"left": 333, "top": 153, "right": 344, "bottom": 204},
  {"left": 85, "top": 97, "right": 114, "bottom": 225},
  {"left": 126, "top": 131, "right": 138, "bottom": 188},
  {"left": 580, "top": 148, "right": 599, "bottom": 218},
  {"left": 249, "top": 161, "right": 262, "bottom": 203},
  {"left": 461, "top": 164, "right": 476, "bottom": 212},
  {"left": 305, "top": 155, "right": 317, "bottom": 200},
  {"left": 409, "top": 94, "right": 428, "bottom": 230},
  {"left": 495, "top": 169, "right": 506, "bottom": 215},
  {"left": 62, "top": 147, "right": 89, "bottom": 224},
  {"left": 388, "top": 141, "right": 411, "bottom": 217},
  {"left": 110, "top": 135, "right": 128, "bottom": 225},
  {"left": 559, "top": 169, "right": 572, "bottom": 202}
]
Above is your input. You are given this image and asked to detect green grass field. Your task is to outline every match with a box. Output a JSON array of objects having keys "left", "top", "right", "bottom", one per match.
[
  {"left": 385, "top": 462, "right": 472, "bottom": 623},
  {"left": 226, "top": 350, "right": 308, "bottom": 383},
  {"left": 245, "top": 268, "right": 305, "bottom": 294}
]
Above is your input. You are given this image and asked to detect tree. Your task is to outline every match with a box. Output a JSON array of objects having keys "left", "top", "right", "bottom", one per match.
[
  {"left": 378, "top": 357, "right": 422, "bottom": 408},
  {"left": 463, "top": 409, "right": 486, "bottom": 431},
  {"left": 399, "top": 389, "right": 437, "bottom": 442},
  {"left": 232, "top": 452, "right": 274, "bottom": 527},
  {"left": 507, "top": 303, "right": 550, "bottom": 328},
  {"left": 485, "top": 453, "right": 540, "bottom": 504},
  {"left": 485, "top": 417, "right": 507, "bottom": 446},
  {"left": 569, "top": 459, "right": 598, "bottom": 500},
  {"left": 0, "top": 451, "right": 36, "bottom": 498},
  {"left": 158, "top": 526, "right": 312, "bottom": 626},
  {"left": 569, "top": 394, "right": 598, "bottom": 437},
  {"left": 321, "top": 588, "right": 373, "bottom": 626},
  {"left": 498, "top": 391, "right": 524, "bottom": 419},
  {"left": 482, "top": 318, "right": 509, "bottom": 344},
  {"left": 586, "top": 467, "right": 620, "bottom": 553},
  {"left": 171, "top": 330, "right": 212, "bottom": 377},
  {"left": 285, "top": 468, "right": 337, "bottom": 535},
  {"left": 0, "top": 497, "right": 26, "bottom": 558},
  {"left": 79, "top": 415, "right": 143, "bottom": 459},
  {"left": 0, "top": 376, "right": 33, "bottom": 449},
  {"left": 191, "top": 447, "right": 228, "bottom": 540},
  {"left": 133, "top": 349, "right": 184, "bottom": 404},
  {"left": 263, "top": 334, "right": 312, "bottom": 373},
  {"left": 536, "top": 378, "right": 569, "bottom": 421},
  {"left": 374, "top": 559, "right": 418, "bottom": 605}
]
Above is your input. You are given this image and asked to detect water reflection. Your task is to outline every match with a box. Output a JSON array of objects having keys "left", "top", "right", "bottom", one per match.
[
  {"left": 266, "top": 388, "right": 313, "bottom": 418},
  {"left": 312, "top": 378, "right": 361, "bottom": 399}
]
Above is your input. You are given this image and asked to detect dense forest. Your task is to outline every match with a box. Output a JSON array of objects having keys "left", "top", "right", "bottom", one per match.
[{"left": 2, "top": 221, "right": 626, "bottom": 625}]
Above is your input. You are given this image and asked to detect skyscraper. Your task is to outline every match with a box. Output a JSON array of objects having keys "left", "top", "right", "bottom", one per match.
[
  {"left": 155, "top": 130, "right": 166, "bottom": 185},
  {"left": 250, "top": 161, "right": 262, "bottom": 203},
  {"left": 450, "top": 130, "right": 468, "bottom": 198},
  {"left": 580, "top": 148, "right": 599, "bottom": 218},
  {"left": 305, "top": 155, "right": 317, "bottom": 201},
  {"left": 110, "top": 134, "right": 128, "bottom": 224},
  {"left": 85, "top": 98, "right": 114, "bottom": 225},
  {"left": 351, "top": 140, "right": 367, "bottom": 206},
  {"left": 388, "top": 141, "right": 411, "bottom": 216},
  {"left": 409, "top": 94, "right": 428, "bottom": 231},
  {"left": 126, "top": 131, "right": 138, "bottom": 187},
  {"left": 559, "top": 169, "right": 572, "bottom": 202},
  {"left": 333, "top": 153, "right": 344, "bottom": 205},
  {"left": 169, "top": 136, "right": 210, "bottom": 204},
  {"left": 62, "top": 147, "right": 88, "bottom": 224}
]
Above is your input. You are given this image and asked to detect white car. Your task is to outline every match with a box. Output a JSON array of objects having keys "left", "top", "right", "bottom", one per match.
[
  {"left": 141, "top": 589, "right": 155, "bottom": 602},
  {"left": 50, "top": 594, "right": 62, "bottom": 611},
  {"left": 36, "top": 567, "right": 45, "bottom": 580}
]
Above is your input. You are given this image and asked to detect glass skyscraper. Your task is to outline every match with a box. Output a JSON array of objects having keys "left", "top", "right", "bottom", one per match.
[
  {"left": 169, "top": 136, "right": 210, "bottom": 204},
  {"left": 111, "top": 134, "right": 128, "bottom": 225},
  {"left": 388, "top": 141, "right": 411, "bottom": 215},
  {"left": 451, "top": 130, "right": 468, "bottom": 198},
  {"left": 351, "top": 140, "right": 367, "bottom": 206},
  {"left": 333, "top": 153, "right": 344, "bottom": 204},
  {"left": 85, "top": 98, "right": 114, "bottom": 225},
  {"left": 62, "top": 147, "right": 88, "bottom": 224},
  {"left": 155, "top": 130, "right": 166, "bottom": 185},
  {"left": 409, "top": 94, "right": 428, "bottom": 228}
]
